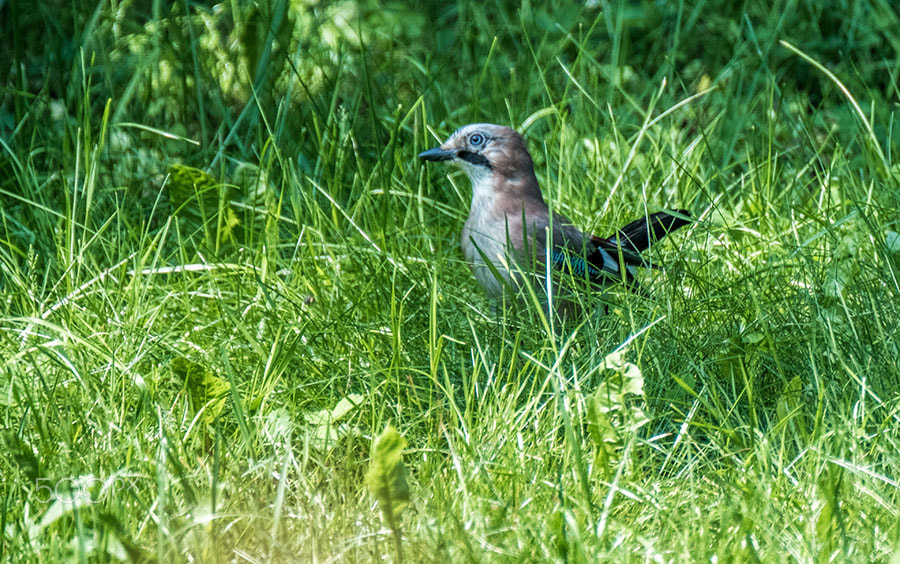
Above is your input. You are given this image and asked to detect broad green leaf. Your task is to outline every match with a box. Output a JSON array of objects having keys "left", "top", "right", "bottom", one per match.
[
  {"left": 365, "top": 425, "right": 410, "bottom": 524},
  {"left": 587, "top": 349, "right": 649, "bottom": 479},
  {"left": 306, "top": 394, "right": 363, "bottom": 449},
  {"left": 172, "top": 356, "right": 230, "bottom": 425}
]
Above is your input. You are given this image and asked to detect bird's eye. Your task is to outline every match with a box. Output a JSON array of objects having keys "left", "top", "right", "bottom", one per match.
[{"left": 469, "top": 133, "right": 485, "bottom": 146}]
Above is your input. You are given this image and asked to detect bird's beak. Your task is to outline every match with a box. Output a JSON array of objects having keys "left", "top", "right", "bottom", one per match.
[{"left": 418, "top": 146, "right": 455, "bottom": 162}]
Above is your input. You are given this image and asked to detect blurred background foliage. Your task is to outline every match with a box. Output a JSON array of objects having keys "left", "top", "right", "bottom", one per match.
[{"left": 2, "top": 0, "right": 898, "bottom": 178}]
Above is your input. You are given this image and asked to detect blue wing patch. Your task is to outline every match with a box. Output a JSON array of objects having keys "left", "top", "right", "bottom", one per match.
[{"left": 552, "top": 250, "right": 603, "bottom": 279}]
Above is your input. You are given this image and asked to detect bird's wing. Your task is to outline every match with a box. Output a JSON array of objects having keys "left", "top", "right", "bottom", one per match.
[
  {"left": 522, "top": 209, "right": 690, "bottom": 293},
  {"left": 552, "top": 245, "right": 629, "bottom": 282},
  {"left": 550, "top": 210, "right": 691, "bottom": 293},
  {"left": 589, "top": 210, "right": 691, "bottom": 269},
  {"left": 546, "top": 221, "right": 639, "bottom": 287}
]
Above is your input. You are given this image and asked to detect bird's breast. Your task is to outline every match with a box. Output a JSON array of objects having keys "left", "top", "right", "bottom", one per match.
[{"left": 461, "top": 207, "right": 512, "bottom": 297}]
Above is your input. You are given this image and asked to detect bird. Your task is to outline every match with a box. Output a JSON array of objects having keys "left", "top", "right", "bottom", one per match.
[{"left": 419, "top": 123, "right": 690, "bottom": 318}]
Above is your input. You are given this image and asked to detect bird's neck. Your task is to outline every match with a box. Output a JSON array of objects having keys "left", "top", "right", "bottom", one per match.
[
  {"left": 470, "top": 168, "right": 545, "bottom": 212},
  {"left": 497, "top": 171, "right": 543, "bottom": 199}
]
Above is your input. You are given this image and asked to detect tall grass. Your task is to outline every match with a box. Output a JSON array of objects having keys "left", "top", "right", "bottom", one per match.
[{"left": 1, "top": 0, "right": 899, "bottom": 561}]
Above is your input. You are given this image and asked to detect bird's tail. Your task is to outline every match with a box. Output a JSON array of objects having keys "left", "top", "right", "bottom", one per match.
[
  {"left": 611, "top": 210, "right": 691, "bottom": 253},
  {"left": 578, "top": 209, "right": 689, "bottom": 296}
]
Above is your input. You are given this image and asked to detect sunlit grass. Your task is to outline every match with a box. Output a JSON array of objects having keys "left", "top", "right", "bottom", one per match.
[{"left": 2, "top": 0, "right": 900, "bottom": 561}]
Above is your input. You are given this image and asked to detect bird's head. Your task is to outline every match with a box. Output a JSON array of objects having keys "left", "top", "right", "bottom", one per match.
[{"left": 419, "top": 124, "right": 535, "bottom": 189}]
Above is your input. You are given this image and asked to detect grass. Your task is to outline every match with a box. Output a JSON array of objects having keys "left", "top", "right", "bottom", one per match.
[{"left": 2, "top": 0, "right": 900, "bottom": 561}]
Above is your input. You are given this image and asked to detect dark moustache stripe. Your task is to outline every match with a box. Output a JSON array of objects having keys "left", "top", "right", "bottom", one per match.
[{"left": 458, "top": 151, "right": 492, "bottom": 169}]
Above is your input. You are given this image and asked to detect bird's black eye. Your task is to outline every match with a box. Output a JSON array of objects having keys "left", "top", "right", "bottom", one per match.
[{"left": 469, "top": 133, "right": 485, "bottom": 146}]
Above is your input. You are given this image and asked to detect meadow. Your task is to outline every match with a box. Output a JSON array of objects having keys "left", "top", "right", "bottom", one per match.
[{"left": 2, "top": 0, "right": 900, "bottom": 561}]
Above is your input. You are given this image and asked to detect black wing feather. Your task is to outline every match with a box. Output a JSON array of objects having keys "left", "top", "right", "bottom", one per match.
[{"left": 574, "top": 209, "right": 691, "bottom": 293}]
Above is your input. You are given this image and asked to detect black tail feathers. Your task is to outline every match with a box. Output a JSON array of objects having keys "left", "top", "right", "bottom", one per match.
[{"left": 611, "top": 210, "right": 691, "bottom": 253}]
